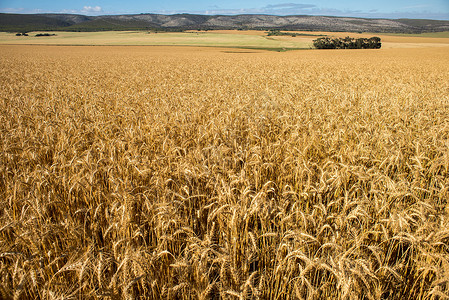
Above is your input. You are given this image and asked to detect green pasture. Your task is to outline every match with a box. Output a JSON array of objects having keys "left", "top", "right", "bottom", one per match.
[{"left": 380, "top": 31, "right": 449, "bottom": 38}]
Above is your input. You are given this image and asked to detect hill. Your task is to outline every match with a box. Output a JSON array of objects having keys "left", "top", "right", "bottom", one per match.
[{"left": 1, "top": 13, "right": 448, "bottom": 33}]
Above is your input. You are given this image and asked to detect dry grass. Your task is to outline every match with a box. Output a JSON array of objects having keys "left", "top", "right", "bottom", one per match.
[
  {"left": 0, "top": 31, "right": 312, "bottom": 49},
  {"left": 1, "top": 45, "right": 449, "bottom": 299}
]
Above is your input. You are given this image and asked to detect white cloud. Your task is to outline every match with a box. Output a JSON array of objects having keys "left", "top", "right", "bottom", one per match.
[
  {"left": 0, "top": 8, "right": 19, "bottom": 13},
  {"left": 0, "top": 6, "right": 103, "bottom": 15},
  {"left": 81, "top": 6, "right": 103, "bottom": 14},
  {"left": 0, "top": 7, "right": 27, "bottom": 13},
  {"left": 265, "top": 3, "right": 316, "bottom": 10}
]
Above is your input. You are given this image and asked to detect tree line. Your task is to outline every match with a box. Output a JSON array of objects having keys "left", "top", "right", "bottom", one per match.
[
  {"left": 313, "top": 36, "right": 381, "bottom": 49},
  {"left": 266, "top": 29, "right": 323, "bottom": 37}
]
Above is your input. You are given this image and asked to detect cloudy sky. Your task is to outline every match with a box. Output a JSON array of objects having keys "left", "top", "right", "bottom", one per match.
[{"left": 1, "top": 0, "right": 448, "bottom": 20}]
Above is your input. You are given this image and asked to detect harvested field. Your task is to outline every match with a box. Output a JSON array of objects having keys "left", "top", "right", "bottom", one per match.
[{"left": 1, "top": 45, "right": 449, "bottom": 299}]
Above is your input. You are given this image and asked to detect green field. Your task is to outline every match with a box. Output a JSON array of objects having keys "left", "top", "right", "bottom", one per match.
[
  {"left": 380, "top": 31, "right": 449, "bottom": 38},
  {"left": 0, "top": 31, "right": 313, "bottom": 50}
]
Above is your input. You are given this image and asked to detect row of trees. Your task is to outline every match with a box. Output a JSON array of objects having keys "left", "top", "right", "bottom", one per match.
[
  {"left": 35, "top": 33, "right": 57, "bottom": 37},
  {"left": 15, "top": 32, "right": 56, "bottom": 37},
  {"left": 313, "top": 36, "right": 381, "bottom": 49},
  {"left": 267, "top": 29, "right": 299, "bottom": 37}
]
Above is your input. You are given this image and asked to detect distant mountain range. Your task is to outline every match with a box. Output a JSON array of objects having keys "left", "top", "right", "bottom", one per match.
[{"left": 1, "top": 13, "right": 449, "bottom": 33}]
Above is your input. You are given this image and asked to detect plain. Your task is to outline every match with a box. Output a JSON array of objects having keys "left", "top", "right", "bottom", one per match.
[{"left": 1, "top": 30, "right": 449, "bottom": 49}]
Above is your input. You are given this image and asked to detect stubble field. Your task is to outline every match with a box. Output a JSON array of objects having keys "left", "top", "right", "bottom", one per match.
[{"left": 1, "top": 44, "right": 449, "bottom": 299}]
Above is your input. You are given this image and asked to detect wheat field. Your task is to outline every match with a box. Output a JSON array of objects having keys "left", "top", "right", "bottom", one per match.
[{"left": 1, "top": 45, "right": 449, "bottom": 299}]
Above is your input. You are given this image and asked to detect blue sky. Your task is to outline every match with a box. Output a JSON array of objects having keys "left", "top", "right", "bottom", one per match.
[{"left": 1, "top": 0, "right": 448, "bottom": 20}]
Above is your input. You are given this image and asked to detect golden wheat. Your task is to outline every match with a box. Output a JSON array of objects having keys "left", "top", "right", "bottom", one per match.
[{"left": 0, "top": 44, "right": 448, "bottom": 299}]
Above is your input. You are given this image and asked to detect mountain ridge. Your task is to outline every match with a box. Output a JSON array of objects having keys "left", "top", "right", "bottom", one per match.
[{"left": 1, "top": 13, "right": 448, "bottom": 33}]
